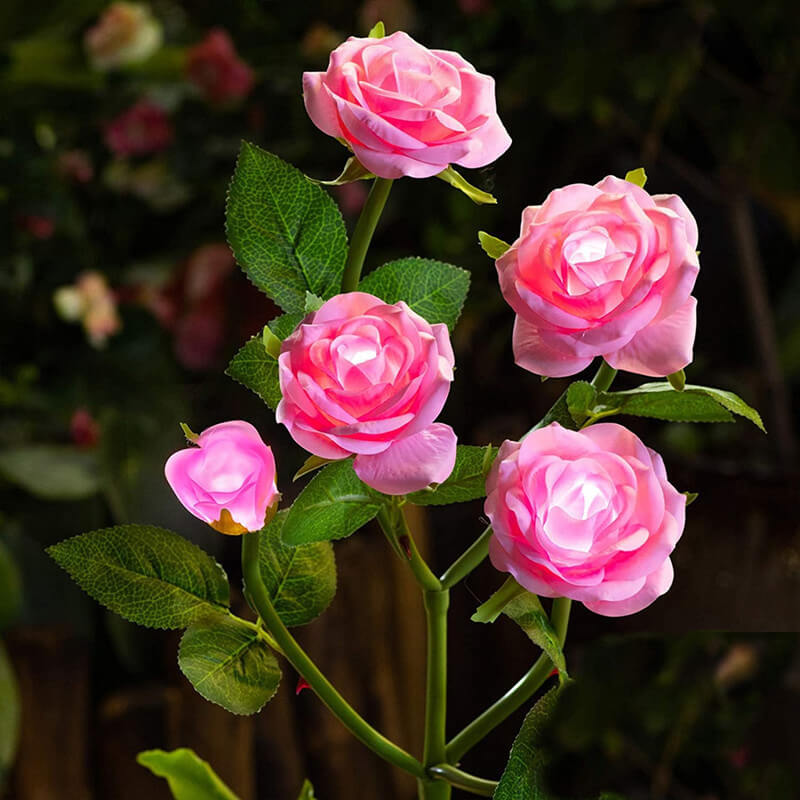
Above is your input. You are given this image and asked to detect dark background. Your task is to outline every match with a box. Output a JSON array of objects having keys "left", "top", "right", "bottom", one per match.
[{"left": 1, "top": 0, "right": 799, "bottom": 798}]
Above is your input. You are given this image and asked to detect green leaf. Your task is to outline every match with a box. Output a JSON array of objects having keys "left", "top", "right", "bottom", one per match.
[
  {"left": 0, "top": 445, "right": 99, "bottom": 500},
  {"left": 368, "top": 21, "right": 386, "bottom": 38},
  {"left": 503, "top": 594, "right": 568, "bottom": 682},
  {"left": 226, "top": 142, "right": 348, "bottom": 313},
  {"left": 282, "top": 460, "right": 383, "bottom": 546},
  {"left": 565, "top": 381, "right": 598, "bottom": 427},
  {"left": 437, "top": 165, "right": 497, "bottom": 204},
  {"left": 686, "top": 385, "right": 766, "bottom": 431},
  {"left": 137, "top": 748, "right": 240, "bottom": 800},
  {"left": 308, "top": 156, "right": 374, "bottom": 186},
  {"left": 478, "top": 231, "right": 511, "bottom": 259},
  {"left": 47, "top": 526, "right": 229, "bottom": 630},
  {"left": 297, "top": 779, "right": 317, "bottom": 799},
  {"left": 624, "top": 167, "right": 647, "bottom": 188},
  {"left": 494, "top": 689, "right": 559, "bottom": 800},
  {"left": 304, "top": 291, "right": 325, "bottom": 313},
  {"left": 257, "top": 511, "right": 337, "bottom": 626},
  {"left": 179, "top": 615, "right": 281, "bottom": 715},
  {"left": 226, "top": 314, "right": 303, "bottom": 410},
  {"left": 406, "top": 445, "right": 498, "bottom": 506},
  {"left": 0, "top": 540, "right": 22, "bottom": 630},
  {"left": 0, "top": 641, "right": 20, "bottom": 789},
  {"left": 358, "top": 257, "right": 470, "bottom": 331},
  {"left": 590, "top": 383, "right": 765, "bottom": 429}
]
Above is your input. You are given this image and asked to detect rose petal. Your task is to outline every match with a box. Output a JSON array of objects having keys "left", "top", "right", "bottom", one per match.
[{"left": 353, "top": 423, "right": 457, "bottom": 494}]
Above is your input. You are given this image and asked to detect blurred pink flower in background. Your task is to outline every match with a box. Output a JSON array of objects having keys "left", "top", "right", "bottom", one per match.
[
  {"left": 104, "top": 101, "right": 173, "bottom": 156},
  {"left": 16, "top": 214, "right": 55, "bottom": 240},
  {"left": 185, "top": 29, "right": 255, "bottom": 104},
  {"left": 53, "top": 271, "right": 122, "bottom": 347},
  {"left": 57, "top": 150, "right": 94, "bottom": 184},
  {"left": 84, "top": 2, "right": 162, "bottom": 71},
  {"left": 70, "top": 408, "right": 101, "bottom": 449}
]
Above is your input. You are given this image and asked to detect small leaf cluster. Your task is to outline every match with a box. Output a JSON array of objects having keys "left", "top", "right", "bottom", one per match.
[{"left": 47, "top": 518, "right": 336, "bottom": 716}]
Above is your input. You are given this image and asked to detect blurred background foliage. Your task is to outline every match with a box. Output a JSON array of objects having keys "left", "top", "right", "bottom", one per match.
[{"left": 0, "top": 0, "right": 799, "bottom": 798}]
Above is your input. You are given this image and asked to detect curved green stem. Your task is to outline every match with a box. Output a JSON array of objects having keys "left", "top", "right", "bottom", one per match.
[
  {"left": 428, "top": 764, "right": 498, "bottom": 797},
  {"left": 341, "top": 177, "right": 393, "bottom": 291},
  {"left": 440, "top": 525, "right": 493, "bottom": 589},
  {"left": 419, "top": 589, "right": 450, "bottom": 800},
  {"left": 446, "top": 596, "right": 572, "bottom": 763},
  {"left": 241, "top": 532, "right": 425, "bottom": 779},
  {"left": 590, "top": 359, "right": 618, "bottom": 392},
  {"left": 378, "top": 503, "right": 441, "bottom": 592}
]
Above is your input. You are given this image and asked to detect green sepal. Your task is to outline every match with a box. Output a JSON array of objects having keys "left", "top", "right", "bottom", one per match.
[
  {"left": 178, "top": 615, "right": 281, "bottom": 715},
  {"left": 179, "top": 422, "right": 199, "bottom": 443},
  {"left": 624, "top": 167, "right": 647, "bottom": 188},
  {"left": 137, "top": 748, "right": 240, "bottom": 800},
  {"left": 308, "top": 156, "right": 374, "bottom": 186},
  {"left": 478, "top": 231, "right": 511, "bottom": 259},
  {"left": 472, "top": 577, "right": 526, "bottom": 624},
  {"left": 294, "top": 454, "right": 335, "bottom": 481},
  {"left": 304, "top": 291, "right": 325, "bottom": 313},
  {"left": 667, "top": 369, "right": 686, "bottom": 392},
  {"left": 368, "top": 21, "right": 385, "bottom": 38},
  {"left": 262, "top": 325, "right": 282, "bottom": 359},
  {"left": 437, "top": 165, "right": 497, "bottom": 204},
  {"left": 684, "top": 491, "right": 699, "bottom": 506}
]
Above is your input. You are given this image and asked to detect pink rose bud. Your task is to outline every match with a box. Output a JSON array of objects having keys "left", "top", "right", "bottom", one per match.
[
  {"left": 84, "top": 2, "right": 163, "bottom": 71},
  {"left": 277, "top": 292, "right": 458, "bottom": 495},
  {"left": 186, "top": 29, "right": 255, "bottom": 104},
  {"left": 165, "top": 421, "right": 279, "bottom": 535},
  {"left": 302, "top": 31, "right": 511, "bottom": 179},
  {"left": 104, "top": 101, "right": 173, "bottom": 157},
  {"left": 497, "top": 176, "right": 699, "bottom": 378},
  {"left": 486, "top": 422, "right": 686, "bottom": 617}
]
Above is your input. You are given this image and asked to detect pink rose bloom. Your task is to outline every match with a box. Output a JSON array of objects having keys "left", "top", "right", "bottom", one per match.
[
  {"left": 165, "top": 421, "right": 279, "bottom": 535},
  {"left": 486, "top": 422, "right": 686, "bottom": 617},
  {"left": 277, "top": 292, "right": 457, "bottom": 494},
  {"left": 104, "top": 101, "right": 173, "bottom": 157},
  {"left": 186, "top": 29, "right": 255, "bottom": 104},
  {"left": 497, "top": 176, "right": 699, "bottom": 378},
  {"left": 303, "top": 31, "right": 511, "bottom": 179},
  {"left": 84, "top": 2, "right": 162, "bottom": 71}
]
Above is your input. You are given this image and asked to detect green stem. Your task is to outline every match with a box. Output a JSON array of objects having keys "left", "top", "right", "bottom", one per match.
[
  {"left": 377, "top": 504, "right": 441, "bottom": 592},
  {"left": 590, "top": 359, "right": 618, "bottom": 392},
  {"left": 241, "top": 532, "right": 425, "bottom": 779},
  {"left": 446, "top": 596, "right": 572, "bottom": 763},
  {"left": 341, "top": 177, "right": 393, "bottom": 291},
  {"left": 428, "top": 764, "right": 498, "bottom": 797},
  {"left": 419, "top": 589, "right": 450, "bottom": 800},
  {"left": 439, "top": 525, "right": 493, "bottom": 589}
]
